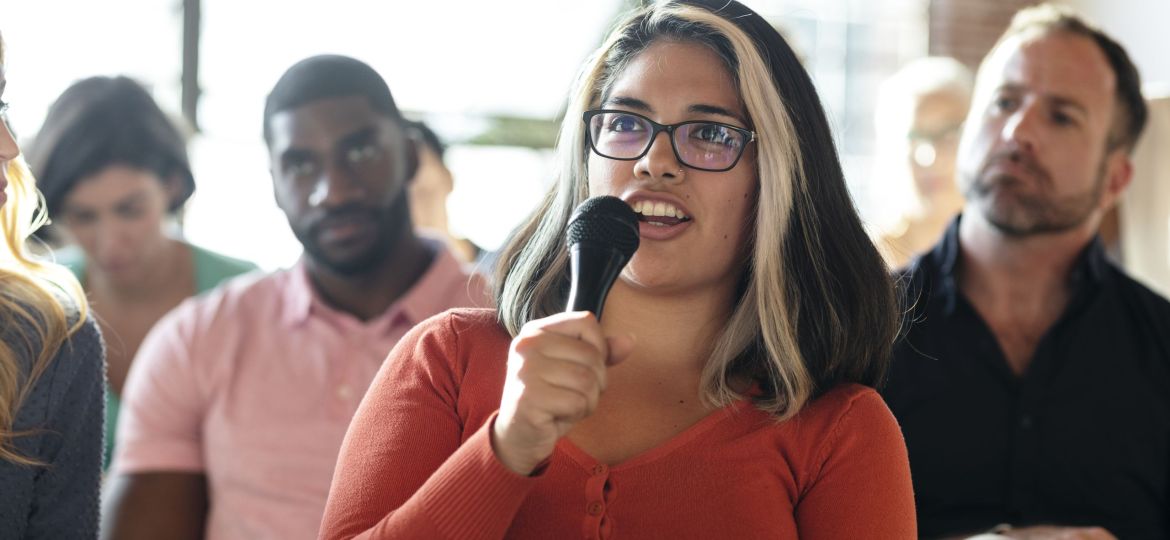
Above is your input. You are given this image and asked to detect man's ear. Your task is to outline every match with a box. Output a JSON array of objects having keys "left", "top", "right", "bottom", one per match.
[
  {"left": 401, "top": 137, "right": 420, "bottom": 184},
  {"left": 268, "top": 165, "right": 286, "bottom": 211},
  {"left": 1101, "top": 149, "right": 1134, "bottom": 211}
]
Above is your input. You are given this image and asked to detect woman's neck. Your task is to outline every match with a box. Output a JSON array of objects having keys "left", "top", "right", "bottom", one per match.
[
  {"left": 599, "top": 279, "right": 736, "bottom": 377},
  {"left": 88, "top": 238, "right": 192, "bottom": 303}
]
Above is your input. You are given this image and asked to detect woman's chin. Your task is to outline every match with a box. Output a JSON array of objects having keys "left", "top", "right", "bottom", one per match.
[{"left": 97, "top": 262, "right": 144, "bottom": 284}]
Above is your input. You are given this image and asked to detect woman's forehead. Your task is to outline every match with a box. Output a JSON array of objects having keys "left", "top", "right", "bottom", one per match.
[{"left": 605, "top": 41, "right": 744, "bottom": 118}]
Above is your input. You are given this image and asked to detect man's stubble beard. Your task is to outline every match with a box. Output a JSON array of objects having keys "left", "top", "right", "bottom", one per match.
[{"left": 964, "top": 151, "right": 1106, "bottom": 237}]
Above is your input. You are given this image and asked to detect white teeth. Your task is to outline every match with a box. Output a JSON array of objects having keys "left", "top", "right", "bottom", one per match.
[{"left": 630, "top": 200, "right": 687, "bottom": 220}]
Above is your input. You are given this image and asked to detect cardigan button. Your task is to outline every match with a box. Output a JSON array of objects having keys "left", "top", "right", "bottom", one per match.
[
  {"left": 592, "top": 464, "right": 607, "bottom": 476},
  {"left": 587, "top": 501, "right": 604, "bottom": 516}
]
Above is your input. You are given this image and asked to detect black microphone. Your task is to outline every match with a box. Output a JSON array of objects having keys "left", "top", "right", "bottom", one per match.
[{"left": 564, "top": 196, "right": 640, "bottom": 320}]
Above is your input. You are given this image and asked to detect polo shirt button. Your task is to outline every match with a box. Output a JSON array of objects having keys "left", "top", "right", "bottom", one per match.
[
  {"left": 587, "top": 501, "right": 604, "bottom": 516},
  {"left": 1019, "top": 415, "right": 1033, "bottom": 429},
  {"left": 338, "top": 385, "right": 353, "bottom": 400},
  {"left": 592, "top": 464, "right": 607, "bottom": 476}
]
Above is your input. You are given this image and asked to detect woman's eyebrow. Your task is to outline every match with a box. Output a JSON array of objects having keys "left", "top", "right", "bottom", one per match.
[
  {"left": 602, "top": 96, "right": 746, "bottom": 125},
  {"left": 688, "top": 104, "right": 746, "bottom": 125},
  {"left": 603, "top": 96, "right": 653, "bottom": 113}
]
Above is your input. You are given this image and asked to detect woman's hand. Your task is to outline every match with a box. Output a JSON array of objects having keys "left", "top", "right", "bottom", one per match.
[{"left": 491, "top": 311, "right": 635, "bottom": 475}]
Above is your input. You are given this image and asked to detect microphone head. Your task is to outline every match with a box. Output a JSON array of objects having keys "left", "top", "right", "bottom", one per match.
[{"left": 565, "top": 196, "right": 640, "bottom": 259}]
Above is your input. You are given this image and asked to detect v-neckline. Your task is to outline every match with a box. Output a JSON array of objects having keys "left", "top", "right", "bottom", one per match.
[{"left": 556, "top": 397, "right": 756, "bottom": 472}]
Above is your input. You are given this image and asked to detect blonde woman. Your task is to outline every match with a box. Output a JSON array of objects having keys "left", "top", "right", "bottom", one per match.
[
  {"left": 0, "top": 31, "right": 106, "bottom": 537},
  {"left": 320, "top": 1, "right": 914, "bottom": 538}
]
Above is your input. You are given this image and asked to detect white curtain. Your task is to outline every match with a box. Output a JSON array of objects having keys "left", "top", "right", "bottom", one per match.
[{"left": 1121, "top": 90, "right": 1170, "bottom": 298}]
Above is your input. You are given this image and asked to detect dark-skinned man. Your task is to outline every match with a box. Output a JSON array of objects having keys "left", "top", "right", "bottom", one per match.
[{"left": 102, "top": 55, "right": 488, "bottom": 540}]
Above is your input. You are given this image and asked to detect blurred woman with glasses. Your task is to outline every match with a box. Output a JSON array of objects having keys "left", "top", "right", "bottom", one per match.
[
  {"left": 872, "top": 57, "right": 973, "bottom": 269},
  {"left": 26, "top": 76, "right": 258, "bottom": 469},
  {"left": 320, "top": 1, "right": 914, "bottom": 537},
  {"left": 0, "top": 30, "right": 106, "bottom": 537}
]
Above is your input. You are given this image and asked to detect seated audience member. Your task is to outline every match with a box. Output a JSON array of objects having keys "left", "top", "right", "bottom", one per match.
[
  {"left": 101, "top": 55, "right": 488, "bottom": 540},
  {"left": 319, "top": 1, "right": 915, "bottom": 538},
  {"left": 406, "top": 120, "right": 483, "bottom": 265},
  {"left": 26, "top": 76, "right": 257, "bottom": 469},
  {"left": 872, "top": 57, "right": 973, "bottom": 268},
  {"left": 0, "top": 29, "right": 106, "bottom": 537},
  {"left": 883, "top": 5, "right": 1169, "bottom": 539}
]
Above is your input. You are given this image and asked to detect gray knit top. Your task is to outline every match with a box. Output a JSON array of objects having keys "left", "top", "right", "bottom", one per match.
[{"left": 0, "top": 313, "right": 105, "bottom": 538}]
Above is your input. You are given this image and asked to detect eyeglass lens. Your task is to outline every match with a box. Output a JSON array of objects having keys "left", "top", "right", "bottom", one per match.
[{"left": 588, "top": 111, "right": 748, "bottom": 171}]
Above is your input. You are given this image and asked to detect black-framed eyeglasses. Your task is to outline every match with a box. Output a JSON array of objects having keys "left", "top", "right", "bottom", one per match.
[{"left": 583, "top": 109, "right": 756, "bottom": 172}]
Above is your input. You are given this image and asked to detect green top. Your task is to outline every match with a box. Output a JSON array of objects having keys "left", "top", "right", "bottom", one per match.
[{"left": 58, "top": 242, "right": 259, "bottom": 470}]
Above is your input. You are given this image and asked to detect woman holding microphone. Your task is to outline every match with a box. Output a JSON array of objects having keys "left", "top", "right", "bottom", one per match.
[{"left": 320, "top": 1, "right": 914, "bottom": 538}]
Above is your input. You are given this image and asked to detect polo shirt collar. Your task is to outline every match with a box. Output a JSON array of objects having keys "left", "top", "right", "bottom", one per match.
[
  {"left": 282, "top": 260, "right": 315, "bottom": 328},
  {"left": 394, "top": 247, "right": 470, "bottom": 326},
  {"left": 279, "top": 244, "right": 470, "bottom": 329}
]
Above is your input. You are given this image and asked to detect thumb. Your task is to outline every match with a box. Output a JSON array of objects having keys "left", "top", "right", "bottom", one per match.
[{"left": 605, "top": 333, "right": 636, "bottom": 366}]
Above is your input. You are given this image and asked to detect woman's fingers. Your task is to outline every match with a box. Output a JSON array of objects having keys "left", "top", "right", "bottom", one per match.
[
  {"left": 492, "top": 312, "right": 637, "bottom": 475},
  {"left": 521, "top": 311, "right": 608, "bottom": 358},
  {"left": 516, "top": 378, "right": 595, "bottom": 427},
  {"left": 514, "top": 331, "right": 608, "bottom": 391}
]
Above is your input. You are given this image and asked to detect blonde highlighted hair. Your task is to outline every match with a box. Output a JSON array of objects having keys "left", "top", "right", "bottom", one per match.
[
  {"left": 0, "top": 31, "right": 89, "bottom": 464},
  {"left": 494, "top": 1, "right": 897, "bottom": 420}
]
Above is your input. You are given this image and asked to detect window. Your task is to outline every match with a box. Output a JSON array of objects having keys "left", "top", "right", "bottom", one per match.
[{"left": 8, "top": 0, "right": 929, "bottom": 270}]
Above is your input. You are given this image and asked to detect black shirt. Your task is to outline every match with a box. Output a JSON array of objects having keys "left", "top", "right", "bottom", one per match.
[{"left": 883, "top": 217, "right": 1170, "bottom": 539}]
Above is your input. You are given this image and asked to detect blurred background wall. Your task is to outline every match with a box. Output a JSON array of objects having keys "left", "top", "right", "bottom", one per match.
[{"left": 5, "top": 0, "right": 1168, "bottom": 285}]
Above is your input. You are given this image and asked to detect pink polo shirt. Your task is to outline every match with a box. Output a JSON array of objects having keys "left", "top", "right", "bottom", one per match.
[{"left": 113, "top": 248, "right": 488, "bottom": 540}]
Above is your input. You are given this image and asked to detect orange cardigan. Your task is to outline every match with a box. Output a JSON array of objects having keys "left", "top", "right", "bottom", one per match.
[{"left": 320, "top": 309, "right": 916, "bottom": 539}]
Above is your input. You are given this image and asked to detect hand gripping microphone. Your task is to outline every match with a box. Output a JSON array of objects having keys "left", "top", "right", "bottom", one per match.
[{"left": 564, "top": 196, "right": 640, "bottom": 320}]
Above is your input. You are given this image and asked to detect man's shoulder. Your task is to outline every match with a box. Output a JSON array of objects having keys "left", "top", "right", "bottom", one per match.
[
  {"left": 893, "top": 244, "right": 940, "bottom": 283},
  {"left": 1107, "top": 264, "right": 1170, "bottom": 327},
  {"left": 891, "top": 248, "right": 944, "bottom": 319},
  {"left": 406, "top": 247, "right": 494, "bottom": 314},
  {"left": 163, "top": 269, "right": 292, "bottom": 330}
]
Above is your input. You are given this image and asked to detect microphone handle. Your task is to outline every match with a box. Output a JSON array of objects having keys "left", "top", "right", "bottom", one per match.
[{"left": 566, "top": 243, "right": 630, "bottom": 320}]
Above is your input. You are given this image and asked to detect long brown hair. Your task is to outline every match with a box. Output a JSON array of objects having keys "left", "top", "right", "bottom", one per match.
[
  {"left": 0, "top": 31, "right": 89, "bottom": 464},
  {"left": 493, "top": 1, "right": 897, "bottom": 420}
]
